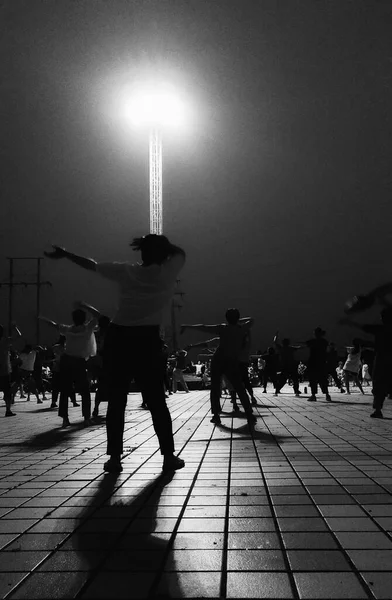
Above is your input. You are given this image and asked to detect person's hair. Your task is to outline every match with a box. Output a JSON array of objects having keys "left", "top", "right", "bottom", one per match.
[
  {"left": 130, "top": 234, "right": 171, "bottom": 266},
  {"left": 282, "top": 338, "right": 290, "bottom": 346},
  {"left": 381, "top": 306, "right": 392, "bottom": 325},
  {"left": 267, "top": 346, "right": 275, "bottom": 354},
  {"left": 314, "top": 327, "right": 326, "bottom": 337},
  {"left": 22, "top": 344, "right": 33, "bottom": 353},
  {"left": 98, "top": 315, "right": 111, "bottom": 330},
  {"left": 225, "top": 308, "right": 240, "bottom": 325},
  {"left": 72, "top": 309, "right": 86, "bottom": 326}
]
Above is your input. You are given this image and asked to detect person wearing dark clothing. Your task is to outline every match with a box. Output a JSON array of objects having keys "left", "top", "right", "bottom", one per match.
[
  {"left": 301, "top": 327, "right": 331, "bottom": 402},
  {"left": 261, "top": 347, "right": 279, "bottom": 393},
  {"left": 274, "top": 334, "right": 302, "bottom": 396},
  {"left": 326, "top": 342, "right": 345, "bottom": 392},
  {"left": 44, "top": 235, "right": 186, "bottom": 474},
  {"left": 339, "top": 307, "right": 392, "bottom": 418},
  {"left": 181, "top": 310, "right": 256, "bottom": 427}
]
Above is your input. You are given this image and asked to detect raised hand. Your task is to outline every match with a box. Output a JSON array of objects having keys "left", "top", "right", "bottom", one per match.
[{"left": 44, "top": 245, "right": 67, "bottom": 259}]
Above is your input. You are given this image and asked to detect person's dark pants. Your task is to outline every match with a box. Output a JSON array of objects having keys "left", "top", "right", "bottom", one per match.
[
  {"left": 372, "top": 355, "right": 392, "bottom": 411},
  {"left": 239, "top": 362, "right": 255, "bottom": 398},
  {"left": 102, "top": 324, "right": 174, "bottom": 457},
  {"left": 58, "top": 355, "right": 91, "bottom": 419},
  {"left": 327, "top": 366, "right": 343, "bottom": 389},
  {"left": 262, "top": 370, "right": 278, "bottom": 392},
  {"left": 277, "top": 368, "right": 300, "bottom": 394},
  {"left": 308, "top": 367, "right": 328, "bottom": 396},
  {"left": 52, "top": 370, "right": 76, "bottom": 406},
  {"left": 210, "top": 356, "right": 252, "bottom": 416}
]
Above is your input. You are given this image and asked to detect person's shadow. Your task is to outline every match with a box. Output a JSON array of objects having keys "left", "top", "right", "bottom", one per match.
[{"left": 64, "top": 470, "right": 184, "bottom": 599}]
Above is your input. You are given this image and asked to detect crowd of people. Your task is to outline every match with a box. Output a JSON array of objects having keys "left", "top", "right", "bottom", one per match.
[{"left": 1, "top": 233, "right": 391, "bottom": 473}]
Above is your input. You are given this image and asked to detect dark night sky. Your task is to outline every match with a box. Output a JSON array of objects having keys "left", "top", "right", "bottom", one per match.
[{"left": 2, "top": 0, "right": 392, "bottom": 351}]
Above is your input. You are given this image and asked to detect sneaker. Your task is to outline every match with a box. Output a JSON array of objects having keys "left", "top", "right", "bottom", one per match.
[
  {"left": 295, "top": 393, "right": 301, "bottom": 397},
  {"left": 84, "top": 418, "right": 93, "bottom": 426},
  {"left": 340, "top": 388, "right": 345, "bottom": 393},
  {"left": 307, "top": 395, "right": 317, "bottom": 402},
  {"left": 61, "top": 418, "right": 71, "bottom": 428},
  {"left": 37, "top": 400, "right": 43, "bottom": 404},
  {"left": 92, "top": 409, "right": 98, "bottom": 418},
  {"left": 162, "top": 455, "right": 185, "bottom": 473},
  {"left": 72, "top": 402, "right": 80, "bottom": 407},
  {"left": 210, "top": 415, "right": 221, "bottom": 425},
  {"left": 140, "top": 403, "right": 148, "bottom": 409},
  {"left": 50, "top": 403, "right": 58, "bottom": 409},
  {"left": 370, "top": 410, "right": 383, "bottom": 419},
  {"left": 326, "top": 395, "right": 332, "bottom": 402},
  {"left": 104, "top": 458, "right": 123, "bottom": 473},
  {"left": 251, "top": 398, "right": 257, "bottom": 406},
  {"left": 5, "top": 411, "right": 16, "bottom": 417}
]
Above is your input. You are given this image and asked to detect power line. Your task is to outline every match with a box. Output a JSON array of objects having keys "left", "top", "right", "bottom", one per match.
[{"left": 1, "top": 258, "right": 52, "bottom": 344}]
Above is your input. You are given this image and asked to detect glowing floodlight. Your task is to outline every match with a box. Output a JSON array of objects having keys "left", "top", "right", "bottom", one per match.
[{"left": 126, "top": 88, "right": 187, "bottom": 129}]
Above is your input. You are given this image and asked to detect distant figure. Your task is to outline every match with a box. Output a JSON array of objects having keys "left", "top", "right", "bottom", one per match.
[
  {"left": 261, "top": 347, "right": 279, "bottom": 393},
  {"left": 181, "top": 309, "right": 256, "bottom": 427},
  {"left": 0, "top": 323, "right": 22, "bottom": 416},
  {"left": 297, "top": 361, "right": 307, "bottom": 383},
  {"left": 343, "top": 339, "right": 365, "bottom": 395},
  {"left": 172, "top": 349, "right": 190, "bottom": 393},
  {"left": 340, "top": 308, "right": 392, "bottom": 418},
  {"left": 301, "top": 327, "right": 331, "bottom": 402},
  {"left": 39, "top": 303, "right": 97, "bottom": 427},
  {"left": 274, "top": 334, "right": 302, "bottom": 396},
  {"left": 326, "top": 342, "right": 345, "bottom": 392},
  {"left": 362, "top": 363, "right": 372, "bottom": 386},
  {"left": 19, "top": 344, "right": 42, "bottom": 403}
]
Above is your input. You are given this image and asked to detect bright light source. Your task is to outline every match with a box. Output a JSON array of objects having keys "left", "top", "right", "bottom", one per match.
[{"left": 122, "top": 85, "right": 188, "bottom": 130}]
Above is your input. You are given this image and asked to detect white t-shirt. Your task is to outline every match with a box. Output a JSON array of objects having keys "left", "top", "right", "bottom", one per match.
[
  {"left": 343, "top": 350, "right": 362, "bottom": 374},
  {"left": 96, "top": 254, "right": 185, "bottom": 326},
  {"left": 59, "top": 320, "right": 97, "bottom": 359},
  {"left": 20, "top": 350, "right": 36, "bottom": 372}
]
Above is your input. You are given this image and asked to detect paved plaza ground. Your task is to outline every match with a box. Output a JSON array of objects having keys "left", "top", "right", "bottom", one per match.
[{"left": 0, "top": 385, "right": 391, "bottom": 599}]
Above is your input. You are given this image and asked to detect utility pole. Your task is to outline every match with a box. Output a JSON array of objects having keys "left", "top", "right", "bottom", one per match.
[{"left": 1, "top": 257, "right": 52, "bottom": 344}]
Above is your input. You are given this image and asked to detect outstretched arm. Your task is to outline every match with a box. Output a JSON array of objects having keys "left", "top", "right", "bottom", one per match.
[
  {"left": 44, "top": 246, "right": 97, "bottom": 271},
  {"left": 185, "top": 337, "right": 220, "bottom": 351},
  {"left": 9, "top": 322, "right": 22, "bottom": 340},
  {"left": 180, "top": 324, "right": 221, "bottom": 335},
  {"left": 38, "top": 316, "right": 59, "bottom": 329}
]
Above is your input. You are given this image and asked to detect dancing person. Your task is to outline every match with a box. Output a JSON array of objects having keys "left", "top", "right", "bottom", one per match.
[
  {"left": 181, "top": 310, "right": 256, "bottom": 426},
  {"left": 19, "top": 344, "right": 42, "bottom": 403},
  {"left": 75, "top": 302, "right": 111, "bottom": 419},
  {"left": 362, "top": 363, "right": 372, "bottom": 387},
  {"left": 300, "top": 327, "right": 331, "bottom": 402},
  {"left": 0, "top": 323, "right": 22, "bottom": 416},
  {"left": 343, "top": 339, "right": 365, "bottom": 395},
  {"left": 273, "top": 333, "right": 302, "bottom": 396},
  {"left": 339, "top": 309, "right": 392, "bottom": 418},
  {"left": 239, "top": 328, "right": 257, "bottom": 406},
  {"left": 261, "top": 347, "right": 279, "bottom": 393},
  {"left": 326, "top": 342, "right": 345, "bottom": 392},
  {"left": 297, "top": 361, "right": 307, "bottom": 383},
  {"left": 39, "top": 303, "right": 97, "bottom": 427},
  {"left": 44, "top": 235, "right": 186, "bottom": 473},
  {"left": 172, "top": 349, "right": 190, "bottom": 393}
]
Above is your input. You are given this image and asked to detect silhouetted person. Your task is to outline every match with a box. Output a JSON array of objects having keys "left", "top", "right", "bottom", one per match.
[
  {"left": 343, "top": 339, "right": 365, "bottom": 395},
  {"left": 274, "top": 334, "right": 302, "bottom": 396},
  {"left": 181, "top": 309, "right": 256, "bottom": 427},
  {"left": 326, "top": 342, "right": 345, "bottom": 392},
  {"left": 0, "top": 323, "right": 22, "bottom": 416},
  {"left": 300, "top": 327, "right": 331, "bottom": 402},
  {"left": 44, "top": 235, "right": 186, "bottom": 473}
]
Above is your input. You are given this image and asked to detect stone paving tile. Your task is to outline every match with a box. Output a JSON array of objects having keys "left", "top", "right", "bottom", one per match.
[{"left": 0, "top": 388, "right": 391, "bottom": 599}]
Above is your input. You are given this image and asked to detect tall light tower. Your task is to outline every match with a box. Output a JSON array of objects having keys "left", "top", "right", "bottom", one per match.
[
  {"left": 126, "top": 84, "right": 187, "bottom": 234},
  {"left": 149, "top": 127, "right": 163, "bottom": 234}
]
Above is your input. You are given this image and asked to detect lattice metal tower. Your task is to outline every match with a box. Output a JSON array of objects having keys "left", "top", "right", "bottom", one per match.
[{"left": 149, "top": 128, "right": 163, "bottom": 234}]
